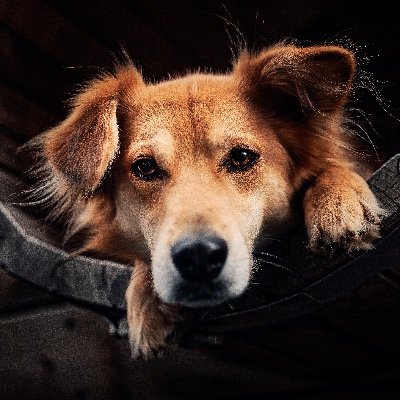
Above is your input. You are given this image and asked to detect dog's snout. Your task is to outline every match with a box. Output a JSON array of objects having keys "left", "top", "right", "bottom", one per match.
[{"left": 171, "top": 234, "right": 228, "bottom": 282}]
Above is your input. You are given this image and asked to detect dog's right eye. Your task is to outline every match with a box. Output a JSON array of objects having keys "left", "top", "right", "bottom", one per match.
[
  {"left": 224, "top": 147, "right": 260, "bottom": 172},
  {"left": 131, "top": 157, "right": 163, "bottom": 181}
]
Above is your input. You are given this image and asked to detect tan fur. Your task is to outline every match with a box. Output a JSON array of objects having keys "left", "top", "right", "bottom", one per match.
[
  {"left": 24, "top": 44, "right": 384, "bottom": 358},
  {"left": 125, "top": 261, "right": 180, "bottom": 358}
]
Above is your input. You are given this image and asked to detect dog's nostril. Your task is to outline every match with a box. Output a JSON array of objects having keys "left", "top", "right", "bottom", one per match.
[{"left": 171, "top": 234, "right": 228, "bottom": 282}]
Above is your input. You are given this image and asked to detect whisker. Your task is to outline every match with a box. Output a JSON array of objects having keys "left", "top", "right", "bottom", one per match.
[
  {"left": 253, "top": 251, "right": 287, "bottom": 263},
  {"left": 256, "top": 234, "right": 283, "bottom": 243},
  {"left": 254, "top": 259, "right": 294, "bottom": 273},
  {"left": 248, "top": 281, "right": 261, "bottom": 286}
]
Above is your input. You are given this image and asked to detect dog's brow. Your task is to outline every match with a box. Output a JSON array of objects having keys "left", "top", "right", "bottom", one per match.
[
  {"left": 208, "top": 130, "right": 260, "bottom": 151},
  {"left": 128, "top": 131, "right": 175, "bottom": 157}
]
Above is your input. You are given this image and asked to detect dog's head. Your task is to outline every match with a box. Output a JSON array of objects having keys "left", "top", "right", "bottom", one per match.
[{"left": 29, "top": 44, "right": 355, "bottom": 307}]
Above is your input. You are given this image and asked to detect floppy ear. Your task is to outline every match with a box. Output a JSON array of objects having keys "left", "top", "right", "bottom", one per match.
[
  {"left": 23, "top": 66, "right": 143, "bottom": 216},
  {"left": 43, "top": 67, "right": 143, "bottom": 194},
  {"left": 234, "top": 44, "right": 356, "bottom": 115}
]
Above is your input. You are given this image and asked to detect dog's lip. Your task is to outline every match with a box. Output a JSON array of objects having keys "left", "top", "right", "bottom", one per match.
[{"left": 173, "top": 280, "right": 229, "bottom": 308}]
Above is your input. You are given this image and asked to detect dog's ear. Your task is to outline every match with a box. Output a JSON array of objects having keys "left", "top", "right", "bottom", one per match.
[
  {"left": 41, "top": 67, "right": 143, "bottom": 195},
  {"left": 234, "top": 44, "right": 356, "bottom": 115}
]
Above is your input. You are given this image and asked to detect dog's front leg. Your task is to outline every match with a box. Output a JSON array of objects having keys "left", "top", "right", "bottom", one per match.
[
  {"left": 126, "top": 261, "right": 180, "bottom": 359},
  {"left": 303, "top": 166, "right": 385, "bottom": 252}
]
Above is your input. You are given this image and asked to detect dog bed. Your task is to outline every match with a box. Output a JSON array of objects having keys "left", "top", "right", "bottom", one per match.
[{"left": 1, "top": 153, "right": 399, "bottom": 345}]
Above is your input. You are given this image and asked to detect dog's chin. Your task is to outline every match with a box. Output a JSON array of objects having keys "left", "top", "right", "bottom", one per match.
[{"left": 158, "top": 279, "right": 247, "bottom": 308}]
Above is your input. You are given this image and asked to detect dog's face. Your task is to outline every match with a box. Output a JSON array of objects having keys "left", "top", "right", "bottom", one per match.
[
  {"left": 32, "top": 44, "right": 355, "bottom": 307},
  {"left": 115, "top": 75, "right": 294, "bottom": 306}
]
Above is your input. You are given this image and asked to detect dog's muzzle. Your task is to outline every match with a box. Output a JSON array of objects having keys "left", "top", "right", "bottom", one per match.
[{"left": 170, "top": 232, "right": 229, "bottom": 307}]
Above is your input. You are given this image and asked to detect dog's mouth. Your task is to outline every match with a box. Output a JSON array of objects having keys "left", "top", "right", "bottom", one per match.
[
  {"left": 173, "top": 279, "right": 230, "bottom": 308},
  {"left": 153, "top": 231, "right": 252, "bottom": 308}
]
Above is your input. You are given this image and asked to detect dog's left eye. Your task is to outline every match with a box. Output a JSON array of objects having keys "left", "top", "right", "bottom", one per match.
[
  {"left": 224, "top": 147, "right": 259, "bottom": 172},
  {"left": 131, "top": 157, "right": 163, "bottom": 181}
]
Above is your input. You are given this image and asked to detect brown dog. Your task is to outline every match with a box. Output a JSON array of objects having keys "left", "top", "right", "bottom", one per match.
[{"left": 25, "top": 44, "right": 384, "bottom": 358}]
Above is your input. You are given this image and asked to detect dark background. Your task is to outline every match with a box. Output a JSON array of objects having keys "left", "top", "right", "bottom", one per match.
[
  {"left": 1, "top": 0, "right": 400, "bottom": 164},
  {"left": 1, "top": 1, "right": 400, "bottom": 399}
]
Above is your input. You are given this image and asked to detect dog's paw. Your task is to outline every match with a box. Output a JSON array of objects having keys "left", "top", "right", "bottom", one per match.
[
  {"left": 125, "top": 263, "right": 181, "bottom": 359},
  {"left": 127, "top": 299, "right": 180, "bottom": 360},
  {"left": 304, "top": 176, "right": 385, "bottom": 253}
]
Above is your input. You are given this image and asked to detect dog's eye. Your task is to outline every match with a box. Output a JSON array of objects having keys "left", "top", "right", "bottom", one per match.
[
  {"left": 131, "top": 157, "right": 163, "bottom": 181},
  {"left": 225, "top": 147, "right": 259, "bottom": 172}
]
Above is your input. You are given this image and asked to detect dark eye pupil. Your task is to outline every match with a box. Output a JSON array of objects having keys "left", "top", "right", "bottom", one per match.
[
  {"left": 231, "top": 149, "right": 250, "bottom": 165},
  {"left": 225, "top": 147, "right": 259, "bottom": 172},
  {"left": 131, "top": 158, "right": 160, "bottom": 180},
  {"left": 138, "top": 159, "right": 156, "bottom": 174}
]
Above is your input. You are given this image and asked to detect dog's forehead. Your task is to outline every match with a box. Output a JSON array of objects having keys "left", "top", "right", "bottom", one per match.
[{"left": 127, "top": 74, "right": 254, "bottom": 142}]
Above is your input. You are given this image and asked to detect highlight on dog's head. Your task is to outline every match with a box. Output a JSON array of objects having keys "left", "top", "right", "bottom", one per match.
[{"left": 23, "top": 44, "right": 356, "bottom": 307}]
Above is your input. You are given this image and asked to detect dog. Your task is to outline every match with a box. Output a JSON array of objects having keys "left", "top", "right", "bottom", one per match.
[{"left": 24, "top": 43, "right": 384, "bottom": 358}]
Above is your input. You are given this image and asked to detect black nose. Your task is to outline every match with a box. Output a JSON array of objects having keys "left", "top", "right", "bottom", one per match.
[{"left": 171, "top": 234, "right": 228, "bottom": 282}]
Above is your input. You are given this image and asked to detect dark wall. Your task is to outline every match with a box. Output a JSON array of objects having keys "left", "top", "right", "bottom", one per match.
[{"left": 1, "top": 1, "right": 399, "bottom": 162}]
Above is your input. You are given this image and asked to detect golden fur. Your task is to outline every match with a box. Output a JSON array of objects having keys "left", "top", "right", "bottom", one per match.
[{"left": 24, "top": 44, "right": 384, "bottom": 358}]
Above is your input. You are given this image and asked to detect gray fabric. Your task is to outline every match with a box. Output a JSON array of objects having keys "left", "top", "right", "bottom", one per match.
[{"left": 0, "top": 201, "right": 131, "bottom": 310}]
